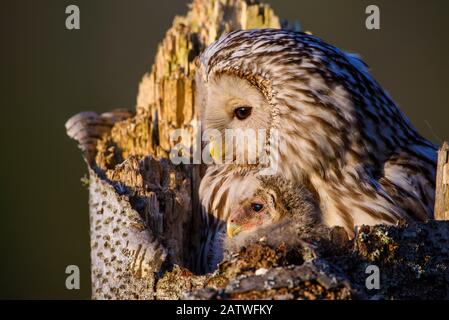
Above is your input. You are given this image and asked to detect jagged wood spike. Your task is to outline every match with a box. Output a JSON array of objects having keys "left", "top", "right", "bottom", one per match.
[{"left": 435, "top": 142, "right": 449, "bottom": 220}]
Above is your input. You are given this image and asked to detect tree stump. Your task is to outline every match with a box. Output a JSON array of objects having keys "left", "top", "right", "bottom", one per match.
[{"left": 66, "top": 0, "right": 282, "bottom": 300}]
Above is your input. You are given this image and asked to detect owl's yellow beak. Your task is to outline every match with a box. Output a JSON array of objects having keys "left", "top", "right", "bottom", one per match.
[{"left": 209, "top": 138, "right": 225, "bottom": 163}]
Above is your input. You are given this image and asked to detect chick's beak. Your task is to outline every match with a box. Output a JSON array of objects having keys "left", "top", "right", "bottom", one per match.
[{"left": 227, "top": 222, "right": 242, "bottom": 238}]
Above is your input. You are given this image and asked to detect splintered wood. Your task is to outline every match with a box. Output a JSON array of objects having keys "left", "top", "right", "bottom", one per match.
[{"left": 435, "top": 142, "right": 449, "bottom": 220}]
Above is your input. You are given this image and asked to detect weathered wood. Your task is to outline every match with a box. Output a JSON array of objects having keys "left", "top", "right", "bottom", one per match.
[
  {"left": 88, "top": 166, "right": 167, "bottom": 299},
  {"left": 435, "top": 142, "right": 449, "bottom": 220},
  {"left": 185, "top": 221, "right": 449, "bottom": 300},
  {"left": 65, "top": 109, "right": 134, "bottom": 165}
]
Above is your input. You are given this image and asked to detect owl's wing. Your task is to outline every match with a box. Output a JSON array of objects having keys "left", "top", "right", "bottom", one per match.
[{"left": 380, "top": 146, "right": 437, "bottom": 221}]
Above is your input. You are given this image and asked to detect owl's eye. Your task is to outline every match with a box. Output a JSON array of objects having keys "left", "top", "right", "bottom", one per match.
[
  {"left": 251, "top": 203, "right": 264, "bottom": 213},
  {"left": 233, "top": 106, "right": 252, "bottom": 120}
]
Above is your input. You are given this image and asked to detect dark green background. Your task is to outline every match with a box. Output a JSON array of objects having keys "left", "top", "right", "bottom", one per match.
[{"left": 1, "top": 0, "right": 448, "bottom": 299}]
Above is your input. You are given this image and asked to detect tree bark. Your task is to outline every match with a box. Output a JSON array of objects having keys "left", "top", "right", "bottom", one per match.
[{"left": 435, "top": 142, "right": 449, "bottom": 220}]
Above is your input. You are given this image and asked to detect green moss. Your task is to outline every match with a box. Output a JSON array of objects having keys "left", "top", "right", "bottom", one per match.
[{"left": 80, "top": 174, "right": 90, "bottom": 188}]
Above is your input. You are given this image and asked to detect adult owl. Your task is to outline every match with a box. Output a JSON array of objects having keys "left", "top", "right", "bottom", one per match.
[{"left": 195, "top": 29, "right": 437, "bottom": 273}]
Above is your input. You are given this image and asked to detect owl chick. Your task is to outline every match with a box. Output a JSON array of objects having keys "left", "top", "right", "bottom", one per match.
[{"left": 224, "top": 175, "right": 326, "bottom": 253}]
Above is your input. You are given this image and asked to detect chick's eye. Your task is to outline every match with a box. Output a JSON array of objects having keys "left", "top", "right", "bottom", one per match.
[
  {"left": 234, "top": 106, "right": 252, "bottom": 120},
  {"left": 251, "top": 203, "right": 264, "bottom": 212}
]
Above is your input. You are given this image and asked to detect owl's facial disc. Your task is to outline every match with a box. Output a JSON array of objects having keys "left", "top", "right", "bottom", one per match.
[{"left": 203, "top": 74, "right": 272, "bottom": 164}]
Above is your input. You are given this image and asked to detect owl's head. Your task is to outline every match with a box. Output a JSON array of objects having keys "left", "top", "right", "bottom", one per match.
[
  {"left": 195, "top": 30, "right": 285, "bottom": 166},
  {"left": 226, "top": 175, "right": 319, "bottom": 238},
  {"left": 226, "top": 179, "right": 286, "bottom": 238},
  {"left": 199, "top": 73, "right": 272, "bottom": 133},
  {"left": 196, "top": 28, "right": 414, "bottom": 177},
  {"left": 196, "top": 72, "right": 274, "bottom": 165}
]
